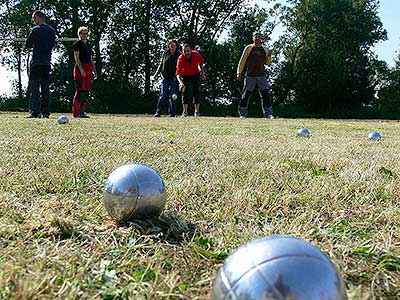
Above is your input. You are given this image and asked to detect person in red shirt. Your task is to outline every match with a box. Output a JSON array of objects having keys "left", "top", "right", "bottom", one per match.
[{"left": 176, "top": 44, "right": 206, "bottom": 117}]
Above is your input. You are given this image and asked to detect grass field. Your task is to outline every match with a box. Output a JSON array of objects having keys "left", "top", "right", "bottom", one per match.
[{"left": 0, "top": 112, "right": 399, "bottom": 300}]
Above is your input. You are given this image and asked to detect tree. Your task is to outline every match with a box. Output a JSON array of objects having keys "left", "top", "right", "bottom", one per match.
[
  {"left": 169, "top": 0, "right": 245, "bottom": 48},
  {"left": 274, "top": 0, "right": 387, "bottom": 117},
  {"left": 0, "top": 0, "right": 33, "bottom": 99},
  {"left": 377, "top": 53, "right": 400, "bottom": 118}
]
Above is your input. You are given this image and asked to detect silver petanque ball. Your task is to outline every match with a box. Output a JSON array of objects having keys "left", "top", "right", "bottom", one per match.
[
  {"left": 297, "top": 128, "right": 310, "bottom": 137},
  {"left": 57, "top": 115, "right": 69, "bottom": 124},
  {"left": 103, "top": 163, "right": 166, "bottom": 224},
  {"left": 368, "top": 131, "right": 381, "bottom": 141},
  {"left": 171, "top": 94, "right": 178, "bottom": 100},
  {"left": 212, "top": 235, "right": 348, "bottom": 300}
]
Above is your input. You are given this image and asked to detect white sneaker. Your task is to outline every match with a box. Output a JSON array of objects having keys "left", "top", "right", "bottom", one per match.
[
  {"left": 194, "top": 112, "right": 200, "bottom": 117},
  {"left": 181, "top": 112, "right": 189, "bottom": 117},
  {"left": 266, "top": 115, "right": 274, "bottom": 119}
]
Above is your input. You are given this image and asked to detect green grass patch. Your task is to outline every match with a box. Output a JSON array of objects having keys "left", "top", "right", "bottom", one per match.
[{"left": 0, "top": 113, "right": 399, "bottom": 299}]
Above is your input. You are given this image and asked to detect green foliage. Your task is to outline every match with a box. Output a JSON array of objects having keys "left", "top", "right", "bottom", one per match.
[
  {"left": 273, "top": 0, "right": 387, "bottom": 117},
  {"left": 0, "top": 0, "right": 396, "bottom": 118},
  {"left": 377, "top": 53, "right": 400, "bottom": 118}
]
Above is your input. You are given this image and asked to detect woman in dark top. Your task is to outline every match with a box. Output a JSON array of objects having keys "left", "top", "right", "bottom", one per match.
[
  {"left": 72, "top": 26, "right": 97, "bottom": 118},
  {"left": 152, "top": 39, "right": 180, "bottom": 117}
]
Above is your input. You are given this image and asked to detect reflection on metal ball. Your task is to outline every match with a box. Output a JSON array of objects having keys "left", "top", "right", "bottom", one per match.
[
  {"left": 171, "top": 94, "right": 178, "bottom": 100},
  {"left": 103, "top": 163, "right": 166, "bottom": 223},
  {"left": 57, "top": 115, "right": 69, "bottom": 124},
  {"left": 212, "top": 235, "right": 348, "bottom": 300},
  {"left": 368, "top": 131, "right": 381, "bottom": 141},
  {"left": 297, "top": 128, "right": 310, "bottom": 137}
]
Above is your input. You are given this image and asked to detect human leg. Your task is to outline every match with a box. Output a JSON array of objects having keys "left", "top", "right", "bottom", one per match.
[
  {"left": 155, "top": 79, "right": 169, "bottom": 116},
  {"left": 182, "top": 77, "right": 192, "bottom": 116},
  {"left": 29, "top": 65, "right": 41, "bottom": 117},
  {"left": 192, "top": 75, "right": 201, "bottom": 116},
  {"left": 257, "top": 76, "right": 273, "bottom": 118},
  {"left": 238, "top": 76, "right": 256, "bottom": 118},
  {"left": 169, "top": 79, "right": 178, "bottom": 116},
  {"left": 40, "top": 65, "right": 51, "bottom": 117}
]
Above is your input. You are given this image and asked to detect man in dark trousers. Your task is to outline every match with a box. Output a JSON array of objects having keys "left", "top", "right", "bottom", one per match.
[
  {"left": 237, "top": 32, "right": 273, "bottom": 119},
  {"left": 25, "top": 10, "right": 56, "bottom": 118}
]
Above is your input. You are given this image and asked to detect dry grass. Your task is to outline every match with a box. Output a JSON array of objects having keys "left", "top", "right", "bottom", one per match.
[{"left": 0, "top": 112, "right": 399, "bottom": 300}]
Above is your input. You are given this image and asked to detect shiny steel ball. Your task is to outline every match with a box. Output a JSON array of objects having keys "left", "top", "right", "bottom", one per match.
[
  {"left": 368, "top": 131, "right": 381, "bottom": 140},
  {"left": 212, "top": 235, "right": 348, "bottom": 300},
  {"left": 103, "top": 164, "right": 166, "bottom": 223},
  {"left": 57, "top": 115, "right": 69, "bottom": 124},
  {"left": 297, "top": 128, "right": 310, "bottom": 137},
  {"left": 171, "top": 94, "right": 178, "bottom": 100}
]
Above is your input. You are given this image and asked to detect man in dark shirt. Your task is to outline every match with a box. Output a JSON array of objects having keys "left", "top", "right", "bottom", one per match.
[
  {"left": 25, "top": 10, "right": 56, "bottom": 118},
  {"left": 72, "top": 26, "right": 97, "bottom": 118},
  {"left": 236, "top": 32, "right": 273, "bottom": 119},
  {"left": 152, "top": 39, "right": 180, "bottom": 117}
]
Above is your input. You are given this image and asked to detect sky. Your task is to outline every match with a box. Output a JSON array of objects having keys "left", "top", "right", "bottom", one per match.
[{"left": 0, "top": 0, "right": 399, "bottom": 96}]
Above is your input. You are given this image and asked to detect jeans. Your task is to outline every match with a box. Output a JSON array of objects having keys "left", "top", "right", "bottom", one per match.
[
  {"left": 29, "top": 64, "right": 51, "bottom": 116},
  {"left": 156, "top": 78, "right": 178, "bottom": 116}
]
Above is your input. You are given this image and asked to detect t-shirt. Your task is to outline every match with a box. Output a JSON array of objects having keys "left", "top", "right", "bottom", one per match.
[
  {"left": 25, "top": 24, "right": 56, "bottom": 66},
  {"left": 236, "top": 44, "right": 272, "bottom": 77},
  {"left": 176, "top": 50, "right": 203, "bottom": 77},
  {"left": 246, "top": 47, "right": 267, "bottom": 77},
  {"left": 73, "top": 40, "right": 93, "bottom": 64}
]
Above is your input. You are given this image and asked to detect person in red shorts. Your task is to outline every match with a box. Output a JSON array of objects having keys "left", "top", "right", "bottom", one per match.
[
  {"left": 72, "top": 26, "right": 97, "bottom": 118},
  {"left": 176, "top": 44, "right": 206, "bottom": 117}
]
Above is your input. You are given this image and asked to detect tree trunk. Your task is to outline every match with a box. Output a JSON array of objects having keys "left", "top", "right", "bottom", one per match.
[
  {"left": 143, "top": 0, "right": 151, "bottom": 95},
  {"left": 16, "top": 48, "right": 23, "bottom": 99}
]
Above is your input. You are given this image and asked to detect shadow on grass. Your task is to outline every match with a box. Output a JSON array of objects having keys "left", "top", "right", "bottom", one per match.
[{"left": 122, "top": 213, "right": 198, "bottom": 245}]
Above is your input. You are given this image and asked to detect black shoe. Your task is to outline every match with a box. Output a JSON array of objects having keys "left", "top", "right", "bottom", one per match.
[
  {"left": 41, "top": 114, "right": 50, "bottom": 118},
  {"left": 27, "top": 114, "right": 41, "bottom": 118},
  {"left": 168, "top": 114, "right": 176, "bottom": 117},
  {"left": 78, "top": 113, "right": 90, "bottom": 118},
  {"left": 154, "top": 113, "right": 161, "bottom": 117}
]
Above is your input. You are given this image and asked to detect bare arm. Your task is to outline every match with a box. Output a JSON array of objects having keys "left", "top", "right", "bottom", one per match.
[
  {"left": 199, "top": 63, "right": 206, "bottom": 80},
  {"left": 177, "top": 74, "right": 184, "bottom": 86},
  {"left": 74, "top": 50, "right": 86, "bottom": 77}
]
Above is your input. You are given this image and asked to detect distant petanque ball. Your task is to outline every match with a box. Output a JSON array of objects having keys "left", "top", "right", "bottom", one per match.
[
  {"left": 57, "top": 115, "right": 69, "bottom": 124},
  {"left": 368, "top": 131, "right": 381, "bottom": 141},
  {"left": 297, "top": 128, "right": 310, "bottom": 137},
  {"left": 103, "top": 163, "right": 167, "bottom": 224},
  {"left": 171, "top": 94, "right": 178, "bottom": 100},
  {"left": 212, "top": 235, "right": 348, "bottom": 300}
]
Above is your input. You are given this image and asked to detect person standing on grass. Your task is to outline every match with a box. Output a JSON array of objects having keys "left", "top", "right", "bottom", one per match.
[
  {"left": 72, "top": 26, "right": 97, "bottom": 118},
  {"left": 237, "top": 32, "right": 273, "bottom": 119},
  {"left": 152, "top": 39, "right": 180, "bottom": 117},
  {"left": 176, "top": 44, "right": 205, "bottom": 117},
  {"left": 25, "top": 10, "right": 56, "bottom": 118}
]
